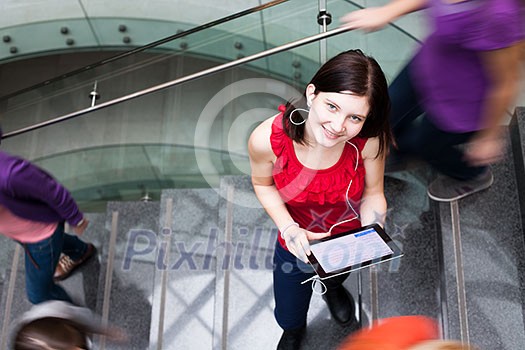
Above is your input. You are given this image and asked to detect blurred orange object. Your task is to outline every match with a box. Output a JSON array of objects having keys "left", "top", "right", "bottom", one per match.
[{"left": 338, "top": 316, "right": 439, "bottom": 350}]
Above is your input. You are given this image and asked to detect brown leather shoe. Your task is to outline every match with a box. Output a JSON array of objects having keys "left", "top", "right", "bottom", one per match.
[{"left": 54, "top": 243, "right": 96, "bottom": 281}]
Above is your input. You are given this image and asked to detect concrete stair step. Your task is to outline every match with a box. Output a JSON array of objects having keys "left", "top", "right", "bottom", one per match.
[
  {"left": 92, "top": 201, "right": 160, "bottom": 349},
  {"left": 213, "top": 176, "right": 280, "bottom": 350},
  {"left": 0, "top": 212, "right": 106, "bottom": 349},
  {"left": 366, "top": 167, "right": 442, "bottom": 322},
  {"left": 149, "top": 188, "right": 220, "bottom": 349},
  {"left": 434, "top": 115, "right": 525, "bottom": 349}
]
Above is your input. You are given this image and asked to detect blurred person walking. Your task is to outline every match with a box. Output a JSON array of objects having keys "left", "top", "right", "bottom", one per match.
[
  {"left": 0, "top": 127, "right": 95, "bottom": 304},
  {"left": 338, "top": 315, "right": 478, "bottom": 350},
  {"left": 12, "top": 300, "right": 126, "bottom": 349},
  {"left": 342, "top": 0, "right": 525, "bottom": 201}
]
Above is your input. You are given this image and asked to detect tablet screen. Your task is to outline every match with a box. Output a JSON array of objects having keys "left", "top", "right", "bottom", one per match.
[{"left": 308, "top": 224, "right": 402, "bottom": 279}]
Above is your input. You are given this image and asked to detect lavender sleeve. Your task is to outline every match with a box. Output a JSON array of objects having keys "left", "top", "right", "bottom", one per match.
[{"left": 6, "top": 157, "right": 83, "bottom": 226}]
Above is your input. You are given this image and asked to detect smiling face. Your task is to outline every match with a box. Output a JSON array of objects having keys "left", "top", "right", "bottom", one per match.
[{"left": 304, "top": 84, "right": 370, "bottom": 148}]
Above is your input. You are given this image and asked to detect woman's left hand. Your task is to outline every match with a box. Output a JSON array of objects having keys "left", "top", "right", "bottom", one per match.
[{"left": 282, "top": 226, "right": 330, "bottom": 263}]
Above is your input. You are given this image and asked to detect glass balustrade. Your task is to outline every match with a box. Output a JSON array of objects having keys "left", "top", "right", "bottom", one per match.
[
  {"left": 0, "top": 0, "right": 317, "bottom": 134},
  {"left": 0, "top": 0, "right": 420, "bottom": 211},
  {"left": 0, "top": 1, "right": 276, "bottom": 62},
  {"left": 2, "top": 0, "right": 424, "bottom": 137}
]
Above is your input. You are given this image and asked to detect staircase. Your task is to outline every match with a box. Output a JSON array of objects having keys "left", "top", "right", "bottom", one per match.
[{"left": 1, "top": 109, "right": 525, "bottom": 349}]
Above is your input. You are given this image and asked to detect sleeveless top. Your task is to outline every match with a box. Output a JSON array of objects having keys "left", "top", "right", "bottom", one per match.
[{"left": 270, "top": 109, "right": 368, "bottom": 249}]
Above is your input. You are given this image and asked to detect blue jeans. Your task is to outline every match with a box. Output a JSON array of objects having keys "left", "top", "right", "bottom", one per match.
[
  {"left": 273, "top": 241, "right": 349, "bottom": 330},
  {"left": 23, "top": 222, "right": 89, "bottom": 304},
  {"left": 389, "top": 62, "right": 485, "bottom": 180}
]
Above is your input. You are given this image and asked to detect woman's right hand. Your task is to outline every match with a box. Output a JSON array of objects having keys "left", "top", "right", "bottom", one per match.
[
  {"left": 341, "top": 0, "right": 426, "bottom": 32},
  {"left": 73, "top": 218, "right": 89, "bottom": 236},
  {"left": 282, "top": 226, "right": 330, "bottom": 263},
  {"left": 340, "top": 7, "right": 392, "bottom": 32}
]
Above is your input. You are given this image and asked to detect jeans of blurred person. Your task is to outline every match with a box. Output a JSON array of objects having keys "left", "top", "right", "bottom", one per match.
[
  {"left": 22, "top": 222, "right": 89, "bottom": 304},
  {"left": 273, "top": 240, "right": 350, "bottom": 330},
  {"left": 389, "top": 62, "right": 486, "bottom": 180}
]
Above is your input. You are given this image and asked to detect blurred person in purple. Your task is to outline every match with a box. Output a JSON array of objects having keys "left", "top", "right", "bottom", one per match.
[
  {"left": 342, "top": 0, "right": 524, "bottom": 201},
  {"left": 0, "top": 127, "right": 95, "bottom": 304}
]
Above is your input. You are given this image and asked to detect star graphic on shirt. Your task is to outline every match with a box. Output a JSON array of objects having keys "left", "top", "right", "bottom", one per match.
[
  {"left": 306, "top": 209, "right": 333, "bottom": 232},
  {"left": 335, "top": 205, "right": 359, "bottom": 223}
]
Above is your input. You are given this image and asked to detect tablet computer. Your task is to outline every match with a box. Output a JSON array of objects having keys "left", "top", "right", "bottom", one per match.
[{"left": 307, "top": 223, "right": 403, "bottom": 280}]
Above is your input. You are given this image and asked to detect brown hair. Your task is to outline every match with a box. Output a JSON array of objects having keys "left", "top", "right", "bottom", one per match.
[
  {"left": 282, "top": 49, "right": 392, "bottom": 157},
  {"left": 13, "top": 317, "right": 88, "bottom": 350}
]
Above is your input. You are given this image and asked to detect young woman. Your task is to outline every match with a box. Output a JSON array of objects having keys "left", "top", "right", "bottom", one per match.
[{"left": 248, "top": 49, "right": 392, "bottom": 350}]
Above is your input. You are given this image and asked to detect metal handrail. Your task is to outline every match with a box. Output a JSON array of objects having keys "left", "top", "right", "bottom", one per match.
[
  {"left": 0, "top": 0, "right": 289, "bottom": 101},
  {"left": 3, "top": 26, "right": 352, "bottom": 139}
]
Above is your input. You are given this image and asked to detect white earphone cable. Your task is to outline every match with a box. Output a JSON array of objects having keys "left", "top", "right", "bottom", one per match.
[{"left": 327, "top": 141, "right": 360, "bottom": 234}]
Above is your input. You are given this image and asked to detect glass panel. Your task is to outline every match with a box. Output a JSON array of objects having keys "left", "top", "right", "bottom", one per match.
[
  {"left": 80, "top": 0, "right": 267, "bottom": 45},
  {"left": 0, "top": 0, "right": 421, "bottom": 139},
  {"left": 0, "top": 0, "right": 312, "bottom": 135},
  {"left": 0, "top": 1, "right": 267, "bottom": 62},
  {"left": 0, "top": 9, "right": 419, "bottom": 211}
]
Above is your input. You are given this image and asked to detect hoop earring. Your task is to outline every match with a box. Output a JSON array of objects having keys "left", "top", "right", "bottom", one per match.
[{"left": 289, "top": 108, "right": 309, "bottom": 126}]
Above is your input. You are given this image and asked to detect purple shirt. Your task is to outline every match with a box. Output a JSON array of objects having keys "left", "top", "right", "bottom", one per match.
[
  {"left": 0, "top": 151, "right": 83, "bottom": 226},
  {"left": 411, "top": 0, "right": 525, "bottom": 132}
]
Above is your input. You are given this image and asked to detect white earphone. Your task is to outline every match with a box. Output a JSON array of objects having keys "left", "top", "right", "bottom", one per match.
[{"left": 307, "top": 95, "right": 313, "bottom": 107}]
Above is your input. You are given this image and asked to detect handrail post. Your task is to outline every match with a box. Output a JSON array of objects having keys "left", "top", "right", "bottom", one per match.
[
  {"left": 317, "top": 0, "right": 332, "bottom": 64},
  {"left": 89, "top": 80, "right": 100, "bottom": 107}
]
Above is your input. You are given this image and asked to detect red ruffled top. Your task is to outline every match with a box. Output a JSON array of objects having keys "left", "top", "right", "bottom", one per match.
[{"left": 271, "top": 109, "right": 368, "bottom": 249}]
